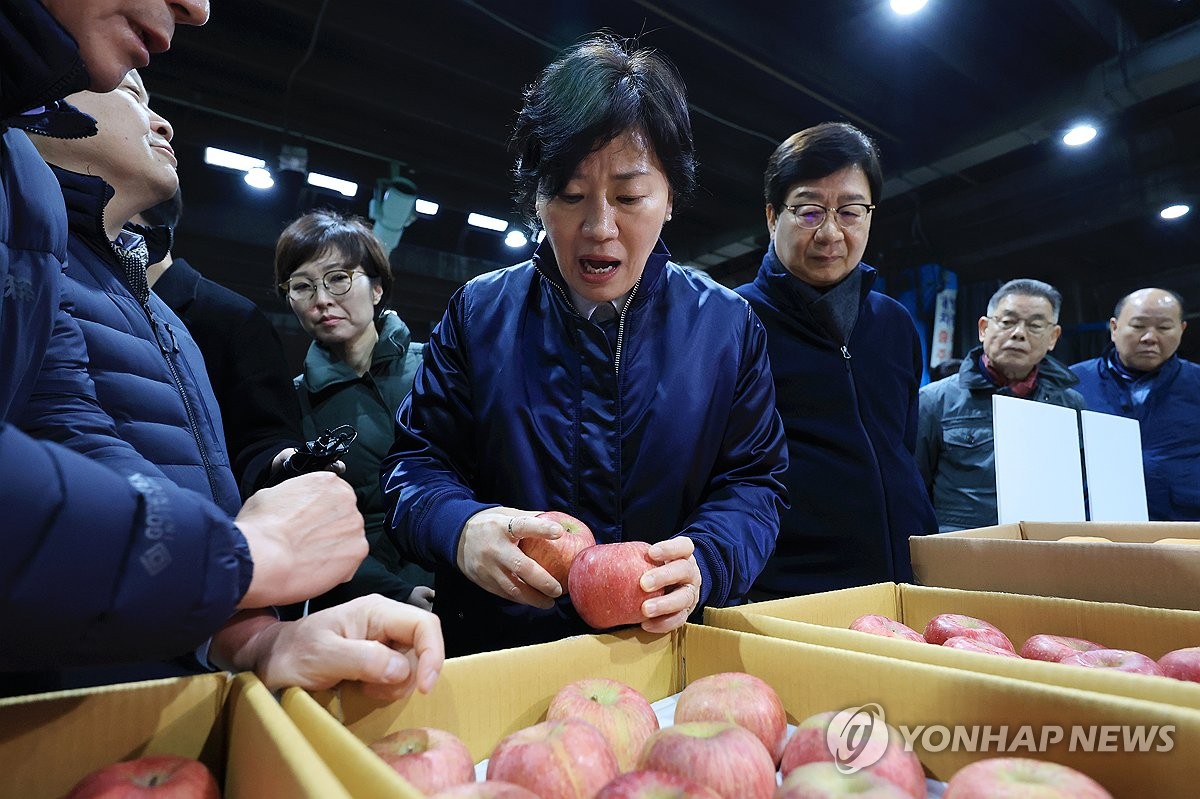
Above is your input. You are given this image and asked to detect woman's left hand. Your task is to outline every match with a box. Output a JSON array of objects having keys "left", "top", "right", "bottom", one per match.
[{"left": 638, "top": 536, "right": 702, "bottom": 634}]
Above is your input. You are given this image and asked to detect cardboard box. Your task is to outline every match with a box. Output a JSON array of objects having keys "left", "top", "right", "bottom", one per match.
[
  {"left": 0, "top": 672, "right": 350, "bottom": 799},
  {"left": 706, "top": 582, "right": 1200, "bottom": 710},
  {"left": 282, "top": 625, "right": 1199, "bottom": 798},
  {"left": 910, "top": 521, "right": 1200, "bottom": 610}
]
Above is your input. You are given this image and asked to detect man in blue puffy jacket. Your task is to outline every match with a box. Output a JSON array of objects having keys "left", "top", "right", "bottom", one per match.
[{"left": 1, "top": 0, "right": 442, "bottom": 699}]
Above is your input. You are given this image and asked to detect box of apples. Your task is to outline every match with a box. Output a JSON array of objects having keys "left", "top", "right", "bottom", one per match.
[
  {"left": 0, "top": 671, "right": 352, "bottom": 799},
  {"left": 910, "top": 520, "right": 1200, "bottom": 611},
  {"left": 281, "top": 623, "right": 1200, "bottom": 798},
  {"left": 708, "top": 582, "right": 1200, "bottom": 711}
]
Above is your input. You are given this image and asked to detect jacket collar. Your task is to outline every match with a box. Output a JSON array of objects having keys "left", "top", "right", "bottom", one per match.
[
  {"left": 1102, "top": 343, "right": 1182, "bottom": 385},
  {"left": 50, "top": 165, "right": 170, "bottom": 264},
  {"left": 754, "top": 241, "right": 878, "bottom": 311},
  {"left": 303, "top": 311, "right": 412, "bottom": 392},
  {"left": 531, "top": 238, "right": 672, "bottom": 316},
  {"left": 1, "top": 0, "right": 91, "bottom": 123},
  {"left": 960, "top": 345, "right": 1080, "bottom": 391}
]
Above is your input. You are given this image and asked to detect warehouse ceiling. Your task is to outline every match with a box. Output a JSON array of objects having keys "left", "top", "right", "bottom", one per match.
[{"left": 142, "top": 0, "right": 1200, "bottom": 339}]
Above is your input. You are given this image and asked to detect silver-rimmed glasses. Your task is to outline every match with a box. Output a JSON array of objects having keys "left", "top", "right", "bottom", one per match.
[{"left": 784, "top": 203, "right": 875, "bottom": 230}]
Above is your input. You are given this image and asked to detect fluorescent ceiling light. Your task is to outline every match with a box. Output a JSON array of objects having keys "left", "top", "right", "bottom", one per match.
[
  {"left": 890, "top": 0, "right": 928, "bottom": 15},
  {"left": 307, "top": 172, "right": 358, "bottom": 197},
  {"left": 1062, "top": 125, "right": 1098, "bottom": 147},
  {"left": 1160, "top": 204, "right": 1190, "bottom": 220},
  {"left": 504, "top": 230, "right": 529, "bottom": 248},
  {"left": 415, "top": 199, "right": 440, "bottom": 216},
  {"left": 205, "top": 147, "right": 265, "bottom": 172},
  {"left": 467, "top": 212, "right": 508, "bottom": 232},
  {"left": 244, "top": 166, "right": 275, "bottom": 190}
]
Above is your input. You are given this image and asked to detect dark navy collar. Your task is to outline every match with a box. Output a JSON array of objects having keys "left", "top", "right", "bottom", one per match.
[{"left": 1, "top": 0, "right": 91, "bottom": 123}]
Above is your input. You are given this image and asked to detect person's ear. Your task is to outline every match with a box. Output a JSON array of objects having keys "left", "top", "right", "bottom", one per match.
[
  {"left": 1109, "top": 317, "right": 1118, "bottom": 342},
  {"left": 1047, "top": 324, "right": 1062, "bottom": 350},
  {"left": 977, "top": 315, "right": 989, "bottom": 343},
  {"left": 765, "top": 204, "right": 778, "bottom": 238}
]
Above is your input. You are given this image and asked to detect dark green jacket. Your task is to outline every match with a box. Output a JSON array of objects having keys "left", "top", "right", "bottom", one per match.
[{"left": 296, "top": 311, "right": 430, "bottom": 609}]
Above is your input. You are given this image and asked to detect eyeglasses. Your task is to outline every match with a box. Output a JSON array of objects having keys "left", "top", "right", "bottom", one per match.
[
  {"left": 784, "top": 203, "right": 876, "bottom": 230},
  {"left": 281, "top": 269, "right": 365, "bottom": 302},
  {"left": 989, "top": 315, "right": 1056, "bottom": 335}
]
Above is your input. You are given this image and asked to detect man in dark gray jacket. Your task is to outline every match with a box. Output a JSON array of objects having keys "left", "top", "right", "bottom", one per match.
[{"left": 916, "top": 279, "right": 1086, "bottom": 531}]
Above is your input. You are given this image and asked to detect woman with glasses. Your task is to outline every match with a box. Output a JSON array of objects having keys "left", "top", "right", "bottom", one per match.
[
  {"left": 274, "top": 210, "right": 435, "bottom": 613},
  {"left": 734, "top": 122, "right": 938, "bottom": 601},
  {"left": 381, "top": 34, "right": 788, "bottom": 656}
]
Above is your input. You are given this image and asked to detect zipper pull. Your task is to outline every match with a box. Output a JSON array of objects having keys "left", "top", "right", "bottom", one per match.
[{"left": 841, "top": 345, "right": 851, "bottom": 361}]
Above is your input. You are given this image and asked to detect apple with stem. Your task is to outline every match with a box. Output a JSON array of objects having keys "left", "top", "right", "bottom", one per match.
[
  {"left": 64, "top": 755, "right": 220, "bottom": 799},
  {"left": 594, "top": 770, "right": 722, "bottom": 798},
  {"left": 1158, "top": 646, "right": 1200, "bottom": 683},
  {"left": 849, "top": 615, "right": 926, "bottom": 644},
  {"left": 640, "top": 721, "right": 775, "bottom": 799},
  {"left": 943, "top": 757, "right": 1112, "bottom": 798},
  {"left": 547, "top": 677, "right": 659, "bottom": 772},
  {"left": 777, "top": 762, "right": 913, "bottom": 798},
  {"left": 923, "top": 614, "right": 1014, "bottom": 652},
  {"left": 569, "top": 541, "right": 664, "bottom": 629},
  {"left": 520, "top": 511, "right": 596, "bottom": 592},
  {"left": 1059, "top": 648, "right": 1164, "bottom": 676},
  {"left": 487, "top": 718, "right": 619, "bottom": 799},
  {"left": 1019, "top": 634, "right": 1105, "bottom": 663},
  {"left": 369, "top": 727, "right": 475, "bottom": 794},
  {"left": 673, "top": 672, "right": 787, "bottom": 764}
]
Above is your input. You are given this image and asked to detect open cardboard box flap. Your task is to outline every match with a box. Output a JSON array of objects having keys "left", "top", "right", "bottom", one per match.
[
  {"left": 707, "top": 582, "right": 1200, "bottom": 710},
  {"left": 0, "top": 672, "right": 349, "bottom": 799},
  {"left": 910, "top": 521, "right": 1200, "bottom": 610},
  {"left": 283, "top": 624, "right": 1199, "bottom": 799}
]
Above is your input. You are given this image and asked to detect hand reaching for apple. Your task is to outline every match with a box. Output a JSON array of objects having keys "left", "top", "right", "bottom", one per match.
[
  {"left": 638, "top": 536, "right": 703, "bottom": 634},
  {"left": 458, "top": 507, "right": 564, "bottom": 608}
]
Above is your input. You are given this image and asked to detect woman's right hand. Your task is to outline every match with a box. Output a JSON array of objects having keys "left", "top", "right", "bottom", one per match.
[{"left": 456, "top": 507, "right": 564, "bottom": 608}]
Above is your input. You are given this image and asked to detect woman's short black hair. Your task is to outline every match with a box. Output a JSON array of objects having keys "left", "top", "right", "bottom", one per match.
[
  {"left": 763, "top": 122, "right": 883, "bottom": 212},
  {"left": 274, "top": 209, "right": 393, "bottom": 302},
  {"left": 510, "top": 32, "right": 697, "bottom": 227}
]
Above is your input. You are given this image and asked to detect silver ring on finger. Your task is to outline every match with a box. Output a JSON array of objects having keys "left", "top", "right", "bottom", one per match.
[{"left": 507, "top": 517, "right": 517, "bottom": 543}]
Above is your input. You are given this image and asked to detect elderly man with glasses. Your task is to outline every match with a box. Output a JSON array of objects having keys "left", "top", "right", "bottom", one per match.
[
  {"left": 735, "top": 122, "right": 938, "bottom": 600},
  {"left": 917, "top": 278, "right": 1086, "bottom": 531}
]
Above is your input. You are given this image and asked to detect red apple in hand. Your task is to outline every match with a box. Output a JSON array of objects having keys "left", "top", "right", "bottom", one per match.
[
  {"left": 849, "top": 615, "right": 926, "bottom": 644},
  {"left": 943, "top": 757, "right": 1112, "bottom": 798},
  {"left": 1019, "top": 634, "right": 1105, "bottom": 663},
  {"left": 429, "top": 783, "right": 541, "bottom": 799},
  {"left": 777, "top": 762, "right": 913, "bottom": 798},
  {"left": 595, "top": 770, "right": 722, "bottom": 798},
  {"left": 923, "top": 614, "right": 1014, "bottom": 652},
  {"left": 547, "top": 678, "right": 659, "bottom": 772},
  {"left": 943, "top": 636, "right": 1021, "bottom": 658},
  {"left": 487, "top": 718, "right": 619, "bottom": 799},
  {"left": 640, "top": 721, "right": 776, "bottom": 799},
  {"left": 1158, "top": 646, "right": 1200, "bottom": 683},
  {"left": 65, "top": 755, "right": 220, "bottom": 799},
  {"left": 780, "top": 711, "right": 926, "bottom": 799},
  {"left": 569, "top": 542, "right": 664, "bottom": 629},
  {"left": 1059, "top": 648, "right": 1164, "bottom": 676},
  {"left": 521, "top": 511, "right": 596, "bottom": 592},
  {"left": 673, "top": 672, "right": 787, "bottom": 764},
  {"left": 369, "top": 727, "right": 475, "bottom": 794}
]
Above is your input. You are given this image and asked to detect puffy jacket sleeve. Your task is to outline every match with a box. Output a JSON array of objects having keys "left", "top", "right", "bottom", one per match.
[
  {"left": 678, "top": 305, "right": 788, "bottom": 608},
  {"left": 382, "top": 286, "right": 494, "bottom": 570},
  {"left": 1, "top": 422, "right": 252, "bottom": 669}
]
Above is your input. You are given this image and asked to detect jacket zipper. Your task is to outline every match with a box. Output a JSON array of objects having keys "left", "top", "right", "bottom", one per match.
[{"left": 613, "top": 275, "right": 642, "bottom": 378}]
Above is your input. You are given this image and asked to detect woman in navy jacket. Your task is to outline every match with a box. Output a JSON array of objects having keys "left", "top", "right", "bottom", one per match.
[{"left": 383, "top": 34, "right": 788, "bottom": 656}]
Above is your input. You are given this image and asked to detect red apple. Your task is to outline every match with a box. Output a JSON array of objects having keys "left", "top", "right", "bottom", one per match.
[
  {"left": 569, "top": 542, "right": 664, "bottom": 629},
  {"left": 1019, "top": 634, "right": 1105, "bottom": 663},
  {"left": 943, "top": 757, "right": 1112, "bottom": 798},
  {"left": 848, "top": 615, "right": 926, "bottom": 644},
  {"left": 1158, "top": 646, "right": 1200, "bottom": 683},
  {"left": 1059, "top": 648, "right": 1164, "bottom": 676},
  {"left": 369, "top": 727, "right": 475, "bottom": 794},
  {"left": 640, "top": 721, "right": 775, "bottom": 799},
  {"left": 777, "top": 762, "right": 913, "bottom": 798},
  {"left": 595, "top": 770, "right": 722, "bottom": 798},
  {"left": 780, "top": 711, "right": 925, "bottom": 799},
  {"left": 429, "top": 782, "right": 541, "bottom": 799},
  {"left": 547, "top": 677, "right": 659, "bottom": 772},
  {"left": 673, "top": 672, "right": 787, "bottom": 764},
  {"left": 923, "top": 614, "right": 1014, "bottom": 652},
  {"left": 942, "top": 636, "right": 1021, "bottom": 658},
  {"left": 521, "top": 511, "right": 596, "bottom": 592},
  {"left": 487, "top": 718, "right": 619, "bottom": 799},
  {"left": 65, "top": 755, "right": 220, "bottom": 799}
]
